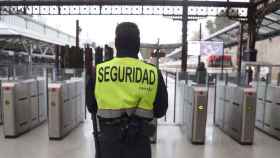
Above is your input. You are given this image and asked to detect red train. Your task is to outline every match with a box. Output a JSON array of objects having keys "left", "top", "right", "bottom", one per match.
[{"left": 207, "top": 55, "right": 233, "bottom": 68}]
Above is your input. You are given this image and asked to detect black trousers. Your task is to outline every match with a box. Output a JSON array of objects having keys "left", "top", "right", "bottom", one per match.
[{"left": 98, "top": 123, "right": 151, "bottom": 158}]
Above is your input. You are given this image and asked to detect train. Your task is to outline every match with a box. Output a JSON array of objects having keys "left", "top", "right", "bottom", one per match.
[{"left": 160, "top": 54, "right": 234, "bottom": 73}]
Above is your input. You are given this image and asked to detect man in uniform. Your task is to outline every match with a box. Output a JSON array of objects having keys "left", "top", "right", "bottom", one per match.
[{"left": 86, "top": 22, "right": 168, "bottom": 158}]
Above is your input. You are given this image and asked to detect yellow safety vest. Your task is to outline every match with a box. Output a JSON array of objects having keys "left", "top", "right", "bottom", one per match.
[{"left": 95, "top": 57, "right": 158, "bottom": 119}]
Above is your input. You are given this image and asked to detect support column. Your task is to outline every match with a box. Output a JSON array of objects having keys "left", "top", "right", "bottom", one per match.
[
  {"left": 55, "top": 45, "right": 60, "bottom": 71},
  {"left": 76, "top": 20, "right": 80, "bottom": 48},
  {"left": 181, "top": 1, "right": 188, "bottom": 72},
  {"left": 244, "top": 0, "right": 257, "bottom": 61},
  {"left": 237, "top": 22, "right": 244, "bottom": 84},
  {"left": 29, "top": 44, "right": 33, "bottom": 76},
  {"left": 198, "top": 23, "right": 202, "bottom": 64}
]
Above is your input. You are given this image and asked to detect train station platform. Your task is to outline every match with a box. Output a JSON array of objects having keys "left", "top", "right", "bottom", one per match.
[{"left": 0, "top": 77, "right": 280, "bottom": 158}]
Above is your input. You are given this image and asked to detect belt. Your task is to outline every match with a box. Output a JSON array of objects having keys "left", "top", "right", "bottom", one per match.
[{"left": 98, "top": 116, "right": 128, "bottom": 125}]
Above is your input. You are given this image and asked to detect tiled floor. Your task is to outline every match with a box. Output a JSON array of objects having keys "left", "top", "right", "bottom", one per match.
[{"left": 1, "top": 119, "right": 280, "bottom": 158}]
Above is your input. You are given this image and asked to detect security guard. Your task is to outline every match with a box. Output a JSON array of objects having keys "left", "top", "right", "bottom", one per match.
[{"left": 86, "top": 22, "right": 168, "bottom": 158}]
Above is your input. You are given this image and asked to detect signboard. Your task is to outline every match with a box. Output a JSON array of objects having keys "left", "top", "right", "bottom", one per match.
[
  {"left": 188, "top": 41, "right": 224, "bottom": 56},
  {"left": 188, "top": 41, "right": 201, "bottom": 56},
  {"left": 200, "top": 41, "right": 224, "bottom": 56}
]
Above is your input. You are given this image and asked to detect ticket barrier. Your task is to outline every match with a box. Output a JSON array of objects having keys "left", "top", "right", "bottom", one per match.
[
  {"left": 215, "top": 83, "right": 256, "bottom": 144},
  {"left": 1, "top": 78, "right": 47, "bottom": 137},
  {"left": 48, "top": 78, "right": 85, "bottom": 139},
  {"left": 256, "top": 83, "right": 280, "bottom": 139},
  {"left": 179, "top": 82, "right": 208, "bottom": 144}
]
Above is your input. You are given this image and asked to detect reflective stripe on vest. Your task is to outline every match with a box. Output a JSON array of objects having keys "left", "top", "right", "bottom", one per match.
[
  {"left": 95, "top": 57, "right": 158, "bottom": 119},
  {"left": 135, "top": 108, "right": 153, "bottom": 118},
  {"left": 97, "top": 108, "right": 153, "bottom": 119}
]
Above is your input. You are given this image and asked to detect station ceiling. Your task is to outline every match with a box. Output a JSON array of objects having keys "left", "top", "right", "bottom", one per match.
[{"left": 204, "top": 2, "right": 280, "bottom": 48}]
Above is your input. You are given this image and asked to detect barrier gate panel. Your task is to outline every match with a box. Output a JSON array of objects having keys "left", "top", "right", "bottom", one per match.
[
  {"left": 15, "top": 81, "right": 31, "bottom": 134},
  {"left": 182, "top": 83, "right": 187, "bottom": 132},
  {"left": 223, "top": 86, "right": 233, "bottom": 134},
  {"left": 215, "top": 83, "right": 256, "bottom": 144},
  {"left": 182, "top": 85, "right": 208, "bottom": 144},
  {"left": 256, "top": 82, "right": 266, "bottom": 129},
  {"left": 48, "top": 83, "right": 63, "bottom": 138},
  {"left": 0, "top": 80, "right": 2, "bottom": 124},
  {"left": 2, "top": 83, "right": 16, "bottom": 136},
  {"left": 268, "top": 86, "right": 280, "bottom": 137},
  {"left": 241, "top": 88, "right": 256, "bottom": 144},
  {"left": 215, "top": 84, "right": 225, "bottom": 128},
  {"left": 48, "top": 79, "right": 85, "bottom": 139},
  {"left": 256, "top": 83, "right": 280, "bottom": 139},
  {"left": 192, "top": 87, "right": 208, "bottom": 144},
  {"left": 1, "top": 78, "right": 47, "bottom": 137},
  {"left": 67, "top": 81, "right": 75, "bottom": 129},
  {"left": 272, "top": 105, "right": 280, "bottom": 137},
  {"left": 256, "top": 99, "right": 265, "bottom": 129},
  {"left": 234, "top": 87, "right": 244, "bottom": 139},
  {"left": 29, "top": 80, "right": 39, "bottom": 128},
  {"left": 264, "top": 86, "right": 274, "bottom": 134},
  {"left": 264, "top": 101, "right": 273, "bottom": 133},
  {"left": 271, "top": 86, "right": 280, "bottom": 138},
  {"left": 185, "top": 86, "right": 194, "bottom": 141},
  {"left": 62, "top": 83, "right": 72, "bottom": 134},
  {"left": 176, "top": 81, "right": 185, "bottom": 125},
  {"left": 38, "top": 79, "right": 47, "bottom": 123}
]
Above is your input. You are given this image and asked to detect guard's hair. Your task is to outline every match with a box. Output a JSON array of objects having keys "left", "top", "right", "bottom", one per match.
[{"left": 115, "top": 22, "right": 140, "bottom": 54}]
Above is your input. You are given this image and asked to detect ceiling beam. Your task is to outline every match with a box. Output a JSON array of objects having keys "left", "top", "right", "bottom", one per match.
[
  {"left": 272, "top": 12, "right": 280, "bottom": 16},
  {"left": 203, "top": 22, "right": 240, "bottom": 41},
  {"left": 257, "top": 0, "right": 280, "bottom": 17},
  {"left": 0, "top": 0, "right": 250, "bottom": 7},
  {"left": 261, "top": 24, "right": 278, "bottom": 31},
  {"left": 263, "top": 16, "right": 280, "bottom": 25}
]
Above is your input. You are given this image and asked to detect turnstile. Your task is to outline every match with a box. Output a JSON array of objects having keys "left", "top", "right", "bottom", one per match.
[
  {"left": 183, "top": 84, "right": 208, "bottom": 144},
  {"left": 215, "top": 84, "right": 256, "bottom": 144},
  {"left": 1, "top": 78, "right": 47, "bottom": 137},
  {"left": 256, "top": 84, "right": 280, "bottom": 139},
  {"left": 48, "top": 78, "right": 85, "bottom": 139}
]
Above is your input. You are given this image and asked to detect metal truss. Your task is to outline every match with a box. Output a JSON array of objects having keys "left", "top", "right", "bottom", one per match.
[
  {"left": 203, "top": 11, "right": 280, "bottom": 48},
  {"left": 255, "top": 0, "right": 280, "bottom": 41},
  {"left": 203, "top": 22, "right": 246, "bottom": 47},
  {"left": 0, "top": 1, "right": 248, "bottom": 20},
  {"left": 0, "top": 36, "right": 56, "bottom": 60},
  {"left": 256, "top": 0, "right": 280, "bottom": 18}
]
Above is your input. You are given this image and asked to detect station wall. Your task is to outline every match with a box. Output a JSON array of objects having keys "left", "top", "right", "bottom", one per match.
[
  {"left": 225, "top": 35, "right": 280, "bottom": 80},
  {"left": 256, "top": 36, "right": 280, "bottom": 80}
]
